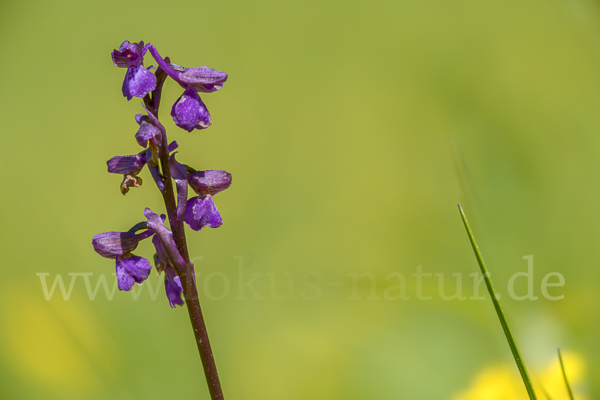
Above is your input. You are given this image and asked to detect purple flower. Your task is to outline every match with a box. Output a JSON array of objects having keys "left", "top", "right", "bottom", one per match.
[
  {"left": 106, "top": 141, "right": 179, "bottom": 194},
  {"left": 135, "top": 114, "right": 161, "bottom": 148},
  {"left": 106, "top": 142, "right": 179, "bottom": 175},
  {"left": 112, "top": 41, "right": 157, "bottom": 100},
  {"left": 148, "top": 45, "right": 228, "bottom": 132},
  {"left": 184, "top": 170, "right": 232, "bottom": 231},
  {"left": 92, "top": 229, "right": 154, "bottom": 291},
  {"left": 152, "top": 236, "right": 184, "bottom": 308},
  {"left": 107, "top": 150, "right": 148, "bottom": 194}
]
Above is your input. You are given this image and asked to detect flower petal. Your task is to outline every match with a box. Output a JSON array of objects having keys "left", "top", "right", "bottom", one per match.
[
  {"left": 112, "top": 41, "right": 140, "bottom": 68},
  {"left": 116, "top": 254, "right": 152, "bottom": 291},
  {"left": 107, "top": 152, "right": 147, "bottom": 174},
  {"left": 122, "top": 65, "right": 157, "bottom": 100},
  {"left": 93, "top": 231, "right": 139, "bottom": 258},
  {"left": 165, "top": 265, "right": 184, "bottom": 308},
  {"left": 184, "top": 197, "right": 202, "bottom": 231},
  {"left": 171, "top": 88, "right": 212, "bottom": 132},
  {"left": 188, "top": 170, "right": 232, "bottom": 196},
  {"left": 184, "top": 196, "right": 222, "bottom": 231},
  {"left": 178, "top": 66, "right": 228, "bottom": 93}
]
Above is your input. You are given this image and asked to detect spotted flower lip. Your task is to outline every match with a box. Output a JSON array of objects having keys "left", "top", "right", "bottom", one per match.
[
  {"left": 112, "top": 41, "right": 157, "bottom": 101},
  {"left": 171, "top": 88, "right": 212, "bottom": 132},
  {"left": 188, "top": 170, "right": 232, "bottom": 196},
  {"left": 184, "top": 195, "right": 223, "bottom": 231},
  {"left": 147, "top": 45, "right": 227, "bottom": 132},
  {"left": 116, "top": 254, "right": 153, "bottom": 291}
]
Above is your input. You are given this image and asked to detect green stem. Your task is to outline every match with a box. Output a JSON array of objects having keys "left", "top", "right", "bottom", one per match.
[
  {"left": 457, "top": 204, "right": 538, "bottom": 400},
  {"left": 558, "top": 348, "right": 574, "bottom": 400}
]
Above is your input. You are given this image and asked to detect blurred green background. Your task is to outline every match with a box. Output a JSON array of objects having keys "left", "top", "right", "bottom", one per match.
[{"left": 1, "top": 0, "right": 599, "bottom": 398}]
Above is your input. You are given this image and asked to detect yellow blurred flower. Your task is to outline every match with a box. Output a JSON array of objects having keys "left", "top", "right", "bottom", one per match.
[{"left": 452, "top": 351, "right": 586, "bottom": 400}]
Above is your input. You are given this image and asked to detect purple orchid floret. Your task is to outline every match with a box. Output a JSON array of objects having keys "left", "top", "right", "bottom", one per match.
[
  {"left": 112, "top": 41, "right": 157, "bottom": 101},
  {"left": 106, "top": 150, "right": 149, "bottom": 194},
  {"left": 92, "top": 226, "right": 155, "bottom": 291},
  {"left": 106, "top": 142, "right": 179, "bottom": 195},
  {"left": 106, "top": 143, "right": 179, "bottom": 176},
  {"left": 147, "top": 45, "right": 228, "bottom": 132},
  {"left": 183, "top": 169, "right": 231, "bottom": 231},
  {"left": 135, "top": 115, "right": 161, "bottom": 148}
]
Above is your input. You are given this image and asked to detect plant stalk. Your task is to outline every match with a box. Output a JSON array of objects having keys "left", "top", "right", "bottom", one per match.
[
  {"left": 148, "top": 90, "right": 225, "bottom": 400},
  {"left": 458, "top": 204, "right": 538, "bottom": 400}
]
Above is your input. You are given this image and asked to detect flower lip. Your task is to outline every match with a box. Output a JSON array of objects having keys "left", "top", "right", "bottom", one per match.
[
  {"left": 171, "top": 88, "right": 212, "bottom": 132},
  {"left": 116, "top": 254, "right": 152, "bottom": 291},
  {"left": 164, "top": 265, "right": 184, "bottom": 308},
  {"left": 188, "top": 170, "right": 232, "bottom": 196},
  {"left": 184, "top": 196, "right": 223, "bottom": 231}
]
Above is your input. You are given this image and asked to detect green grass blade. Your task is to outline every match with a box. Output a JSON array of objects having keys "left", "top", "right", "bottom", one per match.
[
  {"left": 542, "top": 387, "right": 554, "bottom": 400},
  {"left": 458, "top": 204, "right": 538, "bottom": 400},
  {"left": 558, "top": 348, "right": 575, "bottom": 400}
]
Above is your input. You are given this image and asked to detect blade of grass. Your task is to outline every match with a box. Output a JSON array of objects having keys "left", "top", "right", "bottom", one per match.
[
  {"left": 558, "top": 348, "right": 575, "bottom": 400},
  {"left": 541, "top": 387, "right": 554, "bottom": 400},
  {"left": 457, "top": 204, "right": 538, "bottom": 400}
]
